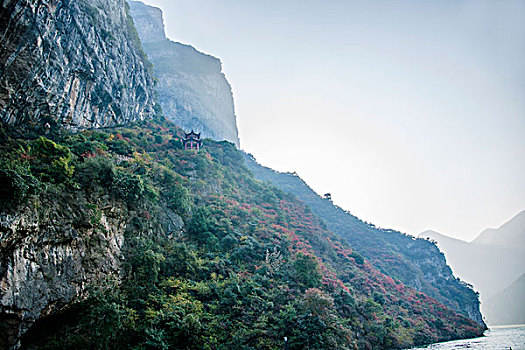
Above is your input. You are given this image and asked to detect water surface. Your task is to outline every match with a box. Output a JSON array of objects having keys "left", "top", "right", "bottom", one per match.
[{"left": 410, "top": 325, "right": 525, "bottom": 350}]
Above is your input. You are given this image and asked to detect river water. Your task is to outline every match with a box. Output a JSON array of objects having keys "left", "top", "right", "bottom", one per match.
[{"left": 409, "top": 325, "right": 525, "bottom": 350}]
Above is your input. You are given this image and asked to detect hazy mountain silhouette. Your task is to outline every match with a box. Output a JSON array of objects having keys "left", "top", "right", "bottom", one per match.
[
  {"left": 471, "top": 210, "right": 525, "bottom": 250},
  {"left": 483, "top": 273, "right": 525, "bottom": 325},
  {"left": 420, "top": 210, "right": 525, "bottom": 325},
  {"left": 421, "top": 230, "right": 524, "bottom": 298}
]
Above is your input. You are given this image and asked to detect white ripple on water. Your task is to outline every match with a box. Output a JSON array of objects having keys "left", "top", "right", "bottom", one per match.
[{"left": 409, "top": 325, "right": 525, "bottom": 350}]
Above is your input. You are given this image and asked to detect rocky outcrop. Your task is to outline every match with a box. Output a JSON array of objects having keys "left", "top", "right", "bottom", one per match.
[
  {"left": 421, "top": 217, "right": 525, "bottom": 325},
  {"left": 129, "top": 1, "right": 240, "bottom": 148},
  {"left": 0, "top": 0, "right": 157, "bottom": 130},
  {"left": 0, "top": 191, "right": 127, "bottom": 349},
  {"left": 0, "top": 186, "right": 184, "bottom": 349}
]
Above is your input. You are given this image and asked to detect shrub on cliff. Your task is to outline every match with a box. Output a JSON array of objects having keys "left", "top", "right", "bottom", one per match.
[
  {"left": 0, "top": 162, "right": 40, "bottom": 207},
  {"left": 293, "top": 252, "right": 323, "bottom": 289},
  {"left": 30, "top": 137, "right": 74, "bottom": 183},
  {"left": 112, "top": 170, "right": 145, "bottom": 203},
  {"left": 75, "top": 156, "right": 115, "bottom": 189}
]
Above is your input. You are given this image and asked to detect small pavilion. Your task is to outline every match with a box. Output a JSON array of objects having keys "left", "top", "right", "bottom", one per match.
[{"left": 182, "top": 130, "right": 202, "bottom": 151}]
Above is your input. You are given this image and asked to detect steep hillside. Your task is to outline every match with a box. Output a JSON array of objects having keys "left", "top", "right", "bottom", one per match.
[
  {"left": 0, "top": 119, "right": 483, "bottom": 349},
  {"left": 243, "top": 156, "right": 484, "bottom": 326},
  {"left": 128, "top": 1, "right": 240, "bottom": 147},
  {"left": 0, "top": 0, "right": 157, "bottom": 129},
  {"left": 484, "top": 274, "right": 525, "bottom": 326}
]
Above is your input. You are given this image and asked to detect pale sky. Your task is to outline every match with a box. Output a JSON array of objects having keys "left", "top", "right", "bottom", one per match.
[{"left": 140, "top": 0, "right": 525, "bottom": 242}]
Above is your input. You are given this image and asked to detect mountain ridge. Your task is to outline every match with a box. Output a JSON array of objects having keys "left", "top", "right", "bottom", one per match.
[
  {"left": 0, "top": 119, "right": 485, "bottom": 348},
  {"left": 243, "top": 154, "right": 485, "bottom": 326},
  {"left": 471, "top": 210, "right": 525, "bottom": 249},
  {"left": 128, "top": 1, "right": 241, "bottom": 148}
]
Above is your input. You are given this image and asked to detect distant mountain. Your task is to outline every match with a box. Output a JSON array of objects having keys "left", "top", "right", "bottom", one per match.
[
  {"left": 483, "top": 273, "right": 525, "bottom": 326},
  {"left": 471, "top": 210, "right": 525, "bottom": 250},
  {"left": 421, "top": 229, "right": 525, "bottom": 299},
  {"left": 243, "top": 154, "right": 485, "bottom": 326},
  {"left": 129, "top": 1, "right": 240, "bottom": 147},
  {"left": 420, "top": 211, "right": 525, "bottom": 326},
  {"left": 420, "top": 231, "right": 468, "bottom": 253}
]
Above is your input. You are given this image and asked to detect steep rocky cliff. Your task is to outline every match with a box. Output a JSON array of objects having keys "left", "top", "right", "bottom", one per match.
[
  {"left": 0, "top": 191, "right": 128, "bottom": 348},
  {"left": 0, "top": 0, "right": 157, "bottom": 130},
  {"left": 0, "top": 163, "right": 183, "bottom": 349},
  {"left": 128, "top": 1, "right": 240, "bottom": 148},
  {"left": 0, "top": 123, "right": 186, "bottom": 348}
]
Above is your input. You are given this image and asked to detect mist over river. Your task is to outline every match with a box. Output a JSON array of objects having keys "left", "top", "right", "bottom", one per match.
[{"left": 410, "top": 325, "right": 525, "bottom": 350}]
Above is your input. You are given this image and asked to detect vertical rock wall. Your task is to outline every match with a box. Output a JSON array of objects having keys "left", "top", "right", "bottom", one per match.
[
  {"left": 0, "top": 193, "right": 128, "bottom": 349},
  {"left": 0, "top": 0, "right": 157, "bottom": 129},
  {"left": 129, "top": 1, "right": 241, "bottom": 148}
]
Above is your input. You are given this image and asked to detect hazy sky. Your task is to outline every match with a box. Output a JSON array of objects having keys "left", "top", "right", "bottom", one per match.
[{"left": 140, "top": 0, "right": 525, "bottom": 242}]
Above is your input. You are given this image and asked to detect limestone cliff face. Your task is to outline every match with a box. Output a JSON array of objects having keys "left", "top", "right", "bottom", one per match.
[
  {"left": 406, "top": 240, "right": 484, "bottom": 325},
  {"left": 0, "top": 191, "right": 127, "bottom": 349},
  {"left": 0, "top": 187, "right": 184, "bottom": 349},
  {"left": 129, "top": 1, "right": 240, "bottom": 148},
  {"left": 0, "top": 0, "right": 156, "bottom": 130}
]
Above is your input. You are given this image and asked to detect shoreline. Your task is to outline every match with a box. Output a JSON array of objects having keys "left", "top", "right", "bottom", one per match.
[{"left": 407, "top": 324, "right": 525, "bottom": 349}]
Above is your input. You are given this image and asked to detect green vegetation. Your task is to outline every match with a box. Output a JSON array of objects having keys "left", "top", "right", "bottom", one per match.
[
  {"left": 0, "top": 118, "right": 484, "bottom": 349},
  {"left": 244, "top": 155, "right": 484, "bottom": 324},
  {"left": 30, "top": 136, "right": 74, "bottom": 183}
]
